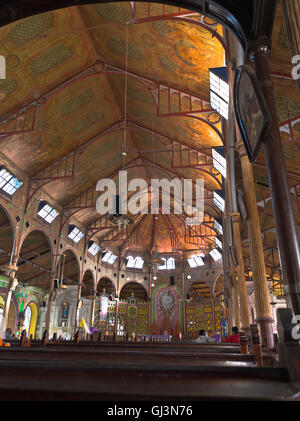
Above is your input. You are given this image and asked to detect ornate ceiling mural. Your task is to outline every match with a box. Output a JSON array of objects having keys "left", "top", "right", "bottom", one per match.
[{"left": 0, "top": 1, "right": 297, "bottom": 287}]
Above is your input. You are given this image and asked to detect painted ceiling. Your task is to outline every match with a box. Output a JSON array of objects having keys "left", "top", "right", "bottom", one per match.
[{"left": 0, "top": 2, "right": 298, "bottom": 289}]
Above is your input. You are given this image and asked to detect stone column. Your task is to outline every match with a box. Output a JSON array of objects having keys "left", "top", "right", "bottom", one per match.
[
  {"left": 281, "top": 0, "right": 300, "bottom": 93},
  {"left": 249, "top": 41, "right": 300, "bottom": 321}
]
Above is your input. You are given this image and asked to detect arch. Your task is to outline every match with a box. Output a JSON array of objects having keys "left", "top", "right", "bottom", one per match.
[
  {"left": 57, "top": 248, "right": 81, "bottom": 286},
  {"left": 97, "top": 276, "right": 116, "bottom": 298},
  {"left": 189, "top": 280, "right": 211, "bottom": 299},
  {"left": 23, "top": 301, "right": 38, "bottom": 339},
  {"left": 18, "top": 229, "right": 54, "bottom": 287},
  {"left": 212, "top": 273, "right": 225, "bottom": 295},
  {"left": 0, "top": 287, "right": 19, "bottom": 332},
  {"left": 81, "top": 269, "right": 95, "bottom": 297},
  {"left": 0, "top": 204, "right": 15, "bottom": 267},
  {"left": 0, "top": 1, "right": 252, "bottom": 49},
  {"left": 119, "top": 281, "right": 148, "bottom": 301}
]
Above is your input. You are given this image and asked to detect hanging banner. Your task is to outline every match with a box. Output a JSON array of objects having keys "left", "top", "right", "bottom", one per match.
[
  {"left": 155, "top": 286, "right": 179, "bottom": 330},
  {"left": 99, "top": 294, "right": 109, "bottom": 321}
]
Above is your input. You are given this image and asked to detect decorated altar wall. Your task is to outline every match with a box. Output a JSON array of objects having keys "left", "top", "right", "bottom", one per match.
[
  {"left": 151, "top": 284, "right": 183, "bottom": 334},
  {"left": 94, "top": 295, "right": 149, "bottom": 335},
  {"left": 185, "top": 294, "right": 223, "bottom": 339}
]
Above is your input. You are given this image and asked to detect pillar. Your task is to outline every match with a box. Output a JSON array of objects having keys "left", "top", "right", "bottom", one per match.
[
  {"left": 226, "top": 286, "right": 233, "bottom": 332},
  {"left": 114, "top": 298, "right": 119, "bottom": 337},
  {"left": 74, "top": 282, "right": 82, "bottom": 334},
  {"left": 231, "top": 213, "right": 251, "bottom": 334},
  {"left": 90, "top": 290, "right": 96, "bottom": 328},
  {"left": 1, "top": 257, "right": 18, "bottom": 335},
  {"left": 249, "top": 41, "right": 300, "bottom": 319},
  {"left": 232, "top": 277, "right": 240, "bottom": 328},
  {"left": 281, "top": 0, "right": 300, "bottom": 93},
  {"left": 225, "top": 99, "right": 251, "bottom": 334},
  {"left": 236, "top": 140, "right": 274, "bottom": 348},
  {"left": 44, "top": 272, "right": 56, "bottom": 337},
  {"left": 211, "top": 295, "right": 216, "bottom": 334}
]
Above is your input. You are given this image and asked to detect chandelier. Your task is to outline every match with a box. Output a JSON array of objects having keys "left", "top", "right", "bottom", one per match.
[{"left": 149, "top": 245, "right": 164, "bottom": 274}]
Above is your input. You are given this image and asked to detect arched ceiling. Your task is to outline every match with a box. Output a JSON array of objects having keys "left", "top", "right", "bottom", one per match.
[
  {"left": 119, "top": 281, "right": 148, "bottom": 301},
  {"left": 97, "top": 277, "right": 115, "bottom": 295},
  {"left": 0, "top": 1, "right": 298, "bottom": 288},
  {"left": 0, "top": 2, "right": 224, "bottom": 259}
]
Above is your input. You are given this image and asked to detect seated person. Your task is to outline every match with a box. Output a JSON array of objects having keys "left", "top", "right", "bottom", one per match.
[
  {"left": 5, "top": 328, "right": 18, "bottom": 343},
  {"left": 225, "top": 326, "right": 240, "bottom": 343},
  {"left": 195, "top": 329, "right": 217, "bottom": 344}
]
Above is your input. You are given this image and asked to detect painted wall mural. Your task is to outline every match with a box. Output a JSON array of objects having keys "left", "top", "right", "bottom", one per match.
[
  {"left": 152, "top": 284, "right": 182, "bottom": 332},
  {"left": 0, "top": 275, "right": 44, "bottom": 337},
  {"left": 99, "top": 294, "right": 109, "bottom": 321}
]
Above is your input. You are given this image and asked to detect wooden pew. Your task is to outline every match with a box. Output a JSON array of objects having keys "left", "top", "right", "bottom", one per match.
[{"left": 0, "top": 354, "right": 295, "bottom": 401}]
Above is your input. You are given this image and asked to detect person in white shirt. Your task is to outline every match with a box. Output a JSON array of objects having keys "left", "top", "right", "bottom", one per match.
[{"left": 195, "top": 329, "right": 217, "bottom": 343}]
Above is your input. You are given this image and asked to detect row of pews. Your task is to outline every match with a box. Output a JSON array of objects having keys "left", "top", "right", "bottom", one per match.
[{"left": 0, "top": 321, "right": 299, "bottom": 400}]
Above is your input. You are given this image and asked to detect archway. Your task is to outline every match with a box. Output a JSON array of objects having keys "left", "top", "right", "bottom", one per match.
[
  {"left": 0, "top": 0, "right": 257, "bottom": 49},
  {"left": 18, "top": 230, "right": 53, "bottom": 288},
  {"left": 0, "top": 205, "right": 15, "bottom": 267},
  {"left": 190, "top": 281, "right": 211, "bottom": 300},
  {"left": 120, "top": 282, "right": 148, "bottom": 301},
  {"left": 81, "top": 270, "right": 95, "bottom": 298},
  {"left": 23, "top": 301, "right": 38, "bottom": 338},
  {"left": 57, "top": 249, "right": 80, "bottom": 287},
  {"left": 97, "top": 277, "right": 116, "bottom": 299},
  {"left": 0, "top": 290, "right": 17, "bottom": 332},
  {"left": 213, "top": 274, "right": 224, "bottom": 297},
  {"left": 0, "top": 206, "right": 16, "bottom": 332}
]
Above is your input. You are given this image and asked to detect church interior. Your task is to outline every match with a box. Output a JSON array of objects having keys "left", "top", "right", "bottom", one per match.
[{"left": 0, "top": 0, "right": 300, "bottom": 402}]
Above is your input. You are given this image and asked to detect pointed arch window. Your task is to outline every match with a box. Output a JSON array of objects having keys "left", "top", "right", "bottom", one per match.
[
  {"left": 126, "top": 256, "right": 144, "bottom": 269},
  {"left": 159, "top": 257, "right": 175, "bottom": 270}
]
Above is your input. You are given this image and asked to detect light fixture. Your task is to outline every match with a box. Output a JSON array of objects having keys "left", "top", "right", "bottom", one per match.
[
  {"left": 150, "top": 245, "right": 164, "bottom": 274},
  {"left": 88, "top": 241, "right": 100, "bottom": 256},
  {"left": 106, "top": 194, "right": 134, "bottom": 227},
  {"left": 0, "top": 167, "right": 22, "bottom": 196},
  {"left": 187, "top": 275, "right": 192, "bottom": 280},
  {"left": 37, "top": 201, "right": 59, "bottom": 223},
  {"left": 209, "top": 67, "right": 229, "bottom": 119},
  {"left": 209, "top": 248, "right": 222, "bottom": 262},
  {"left": 153, "top": 276, "right": 157, "bottom": 281},
  {"left": 212, "top": 148, "right": 226, "bottom": 178},
  {"left": 151, "top": 283, "right": 155, "bottom": 287},
  {"left": 213, "top": 190, "right": 225, "bottom": 213}
]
